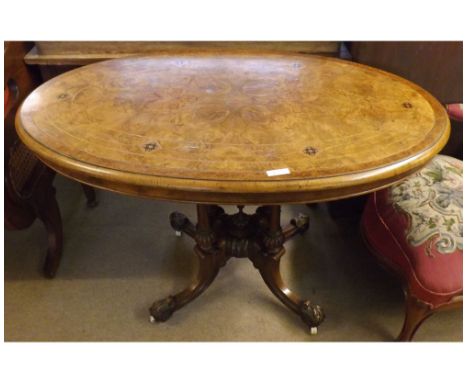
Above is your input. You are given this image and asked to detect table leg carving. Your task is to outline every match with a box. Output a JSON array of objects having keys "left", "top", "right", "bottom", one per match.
[
  {"left": 170, "top": 211, "right": 196, "bottom": 238},
  {"left": 150, "top": 205, "right": 223, "bottom": 322},
  {"left": 250, "top": 251, "right": 325, "bottom": 330},
  {"left": 150, "top": 204, "right": 324, "bottom": 332},
  {"left": 149, "top": 247, "right": 221, "bottom": 322},
  {"left": 283, "top": 213, "right": 310, "bottom": 242}
]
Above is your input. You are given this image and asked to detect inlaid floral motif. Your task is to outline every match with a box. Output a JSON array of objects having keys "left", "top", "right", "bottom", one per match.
[
  {"left": 22, "top": 55, "right": 447, "bottom": 183},
  {"left": 390, "top": 156, "right": 463, "bottom": 256}
]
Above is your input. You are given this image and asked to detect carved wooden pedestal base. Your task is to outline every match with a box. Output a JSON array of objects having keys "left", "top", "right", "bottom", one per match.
[{"left": 149, "top": 205, "right": 325, "bottom": 332}]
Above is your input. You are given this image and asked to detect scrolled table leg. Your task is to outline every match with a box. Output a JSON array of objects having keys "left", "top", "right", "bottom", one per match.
[
  {"left": 150, "top": 205, "right": 223, "bottom": 323},
  {"left": 251, "top": 205, "right": 324, "bottom": 332},
  {"left": 151, "top": 204, "right": 324, "bottom": 332},
  {"left": 170, "top": 211, "right": 196, "bottom": 238},
  {"left": 283, "top": 213, "right": 310, "bottom": 242},
  {"left": 251, "top": 250, "right": 324, "bottom": 332},
  {"left": 149, "top": 246, "right": 221, "bottom": 322}
]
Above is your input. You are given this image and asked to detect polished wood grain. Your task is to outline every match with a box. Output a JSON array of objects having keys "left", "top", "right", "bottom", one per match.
[{"left": 16, "top": 52, "right": 450, "bottom": 205}]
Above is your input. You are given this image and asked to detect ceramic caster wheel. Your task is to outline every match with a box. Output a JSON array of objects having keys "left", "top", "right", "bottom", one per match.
[
  {"left": 149, "top": 315, "right": 156, "bottom": 324},
  {"left": 175, "top": 230, "right": 182, "bottom": 237},
  {"left": 310, "top": 327, "right": 318, "bottom": 335}
]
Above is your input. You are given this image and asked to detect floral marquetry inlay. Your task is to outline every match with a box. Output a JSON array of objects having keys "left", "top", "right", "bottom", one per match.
[{"left": 16, "top": 52, "right": 450, "bottom": 204}]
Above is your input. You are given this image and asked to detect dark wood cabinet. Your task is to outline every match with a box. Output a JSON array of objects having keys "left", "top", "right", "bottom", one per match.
[
  {"left": 349, "top": 41, "right": 462, "bottom": 160},
  {"left": 349, "top": 41, "right": 462, "bottom": 104}
]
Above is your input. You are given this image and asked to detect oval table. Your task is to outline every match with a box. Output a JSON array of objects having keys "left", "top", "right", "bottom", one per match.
[{"left": 16, "top": 52, "right": 450, "bottom": 333}]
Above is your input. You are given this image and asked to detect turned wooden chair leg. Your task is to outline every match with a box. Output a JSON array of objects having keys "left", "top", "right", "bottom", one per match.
[
  {"left": 35, "top": 186, "right": 64, "bottom": 278},
  {"left": 397, "top": 294, "right": 433, "bottom": 341},
  {"left": 81, "top": 184, "right": 98, "bottom": 208}
]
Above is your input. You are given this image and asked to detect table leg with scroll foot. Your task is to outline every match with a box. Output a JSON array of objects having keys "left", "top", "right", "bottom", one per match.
[
  {"left": 150, "top": 206, "right": 223, "bottom": 323},
  {"left": 170, "top": 211, "right": 196, "bottom": 239},
  {"left": 149, "top": 247, "right": 221, "bottom": 322},
  {"left": 251, "top": 206, "right": 324, "bottom": 333},
  {"left": 150, "top": 204, "right": 324, "bottom": 333},
  {"left": 282, "top": 213, "right": 310, "bottom": 242},
  {"left": 254, "top": 206, "right": 325, "bottom": 334},
  {"left": 250, "top": 250, "right": 325, "bottom": 333}
]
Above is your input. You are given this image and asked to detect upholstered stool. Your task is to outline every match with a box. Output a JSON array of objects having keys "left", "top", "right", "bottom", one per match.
[{"left": 361, "top": 155, "right": 463, "bottom": 341}]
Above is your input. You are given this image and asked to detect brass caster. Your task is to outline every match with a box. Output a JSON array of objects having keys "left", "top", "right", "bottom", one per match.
[
  {"left": 310, "top": 327, "right": 318, "bottom": 335},
  {"left": 149, "top": 315, "right": 156, "bottom": 324},
  {"left": 175, "top": 230, "right": 182, "bottom": 237}
]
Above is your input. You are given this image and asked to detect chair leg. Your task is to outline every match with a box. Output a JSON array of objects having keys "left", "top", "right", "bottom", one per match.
[
  {"left": 36, "top": 186, "right": 64, "bottom": 278},
  {"left": 397, "top": 294, "right": 433, "bottom": 341},
  {"left": 81, "top": 184, "right": 98, "bottom": 208}
]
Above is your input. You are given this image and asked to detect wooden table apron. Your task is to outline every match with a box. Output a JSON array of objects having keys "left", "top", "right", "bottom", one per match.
[{"left": 16, "top": 52, "right": 450, "bottom": 332}]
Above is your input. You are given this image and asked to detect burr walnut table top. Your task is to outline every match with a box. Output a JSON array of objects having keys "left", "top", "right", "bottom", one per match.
[{"left": 16, "top": 53, "right": 450, "bottom": 204}]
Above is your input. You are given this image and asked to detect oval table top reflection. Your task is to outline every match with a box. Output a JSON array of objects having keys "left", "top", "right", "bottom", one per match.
[{"left": 15, "top": 53, "right": 450, "bottom": 205}]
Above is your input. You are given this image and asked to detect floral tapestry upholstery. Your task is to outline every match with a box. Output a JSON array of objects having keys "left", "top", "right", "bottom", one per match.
[{"left": 362, "top": 155, "right": 463, "bottom": 307}]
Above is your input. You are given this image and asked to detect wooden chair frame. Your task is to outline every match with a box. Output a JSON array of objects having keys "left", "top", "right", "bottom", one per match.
[
  {"left": 4, "top": 41, "right": 97, "bottom": 277},
  {"left": 360, "top": 224, "right": 462, "bottom": 341}
]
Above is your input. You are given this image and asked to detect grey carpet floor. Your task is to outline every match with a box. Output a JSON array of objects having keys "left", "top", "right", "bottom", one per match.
[{"left": 4, "top": 175, "right": 462, "bottom": 341}]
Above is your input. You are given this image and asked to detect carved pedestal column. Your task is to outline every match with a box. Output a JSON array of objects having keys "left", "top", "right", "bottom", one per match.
[{"left": 149, "top": 204, "right": 324, "bottom": 333}]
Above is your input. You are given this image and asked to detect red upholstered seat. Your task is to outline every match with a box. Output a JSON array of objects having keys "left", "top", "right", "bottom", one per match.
[
  {"left": 446, "top": 103, "right": 463, "bottom": 122},
  {"left": 362, "top": 155, "right": 463, "bottom": 308}
]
